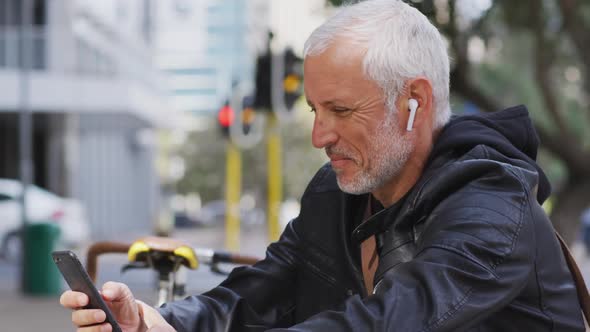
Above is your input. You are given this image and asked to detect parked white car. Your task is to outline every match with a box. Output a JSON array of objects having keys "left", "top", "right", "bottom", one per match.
[{"left": 0, "top": 178, "right": 90, "bottom": 260}]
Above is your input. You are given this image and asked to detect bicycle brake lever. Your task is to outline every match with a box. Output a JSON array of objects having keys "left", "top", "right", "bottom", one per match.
[{"left": 121, "top": 262, "right": 150, "bottom": 274}]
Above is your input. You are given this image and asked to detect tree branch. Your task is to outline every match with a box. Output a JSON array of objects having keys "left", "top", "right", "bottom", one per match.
[
  {"left": 529, "top": 0, "right": 570, "bottom": 134},
  {"left": 447, "top": 0, "right": 469, "bottom": 75},
  {"left": 535, "top": 125, "right": 590, "bottom": 178},
  {"left": 557, "top": 0, "right": 590, "bottom": 123},
  {"left": 450, "top": 68, "right": 502, "bottom": 112},
  {"left": 445, "top": 0, "right": 503, "bottom": 113},
  {"left": 451, "top": 63, "right": 590, "bottom": 177},
  {"left": 557, "top": 0, "right": 590, "bottom": 90},
  {"left": 443, "top": 0, "right": 590, "bottom": 176}
]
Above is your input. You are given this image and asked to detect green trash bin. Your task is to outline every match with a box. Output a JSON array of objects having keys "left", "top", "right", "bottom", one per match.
[{"left": 22, "top": 222, "right": 62, "bottom": 296}]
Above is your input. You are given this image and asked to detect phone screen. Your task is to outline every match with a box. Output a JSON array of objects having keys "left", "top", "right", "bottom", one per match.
[{"left": 52, "top": 250, "right": 123, "bottom": 332}]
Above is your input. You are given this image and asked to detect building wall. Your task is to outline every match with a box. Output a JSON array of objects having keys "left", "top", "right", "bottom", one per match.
[
  {"left": 77, "top": 114, "right": 158, "bottom": 239},
  {"left": 155, "top": 0, "right": 268, "bottom": 115},
  {"left": 0, "top": 0, "right": 167, "bottom": 240}
]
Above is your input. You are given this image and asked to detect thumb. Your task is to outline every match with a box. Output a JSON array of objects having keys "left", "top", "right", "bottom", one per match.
[
  {"left": 101, "top": 282, "right": 142, "bottom": 328},
  {"left": 101, "top": 281, "right": 135, "bottom": 303}
]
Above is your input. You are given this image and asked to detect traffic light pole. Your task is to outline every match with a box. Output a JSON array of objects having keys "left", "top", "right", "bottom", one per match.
[
  {"left": 225, "top": 141, "right": 241, "bottom": 251},
  {"left": 19, "top": 0, "right": 33, "bottom": 294},
  {"left": 266, "top": 113, "right": 282, "bottom": 242},
  {"left": 254, "top": 44, "right": 301, "bottom": 242}
]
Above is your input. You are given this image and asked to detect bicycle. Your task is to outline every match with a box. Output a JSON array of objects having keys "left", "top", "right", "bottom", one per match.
[{"left": 85, "top": 236, "right": 261, "bottom": 306}]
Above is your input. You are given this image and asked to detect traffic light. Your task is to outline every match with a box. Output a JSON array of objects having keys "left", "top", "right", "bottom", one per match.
[
  {"left": 218, "top": 102, "right": 234, "bottom": 138},
  {"left": 242, "top": 106, "right": 256, "bottom": 134},
  {"left": 253, "top": 51, "right": 271, "bottom": 110},
  {"left": 241, "top": 95, "right": 256, "bottom": 134},
  {"left": 282, "top": 48, "right": 303, "bottom": 111},
  {"left": 218, "top": 97, "right": 257, "bottom": 138},
  {"left": 253, "top": 48, "right": 303, "bottom": 112}
]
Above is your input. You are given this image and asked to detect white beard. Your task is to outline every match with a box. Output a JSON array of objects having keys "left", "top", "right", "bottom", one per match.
[{"left": 335, "top": 112, "right": 414, "bottom": 194}]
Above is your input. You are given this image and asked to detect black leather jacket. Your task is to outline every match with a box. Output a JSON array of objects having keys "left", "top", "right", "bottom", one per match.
[{"left": 159, "top": 106, "right": 584, "bottom": 331}]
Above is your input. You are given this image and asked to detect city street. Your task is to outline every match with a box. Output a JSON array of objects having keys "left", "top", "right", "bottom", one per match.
[{"left": 0, "top": 224, "right": 268, "bottom": 331}]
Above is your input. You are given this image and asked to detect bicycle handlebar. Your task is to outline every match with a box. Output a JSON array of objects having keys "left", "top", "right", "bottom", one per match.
[
  {"left": 86, "top": 241, "right": 131, "bottom": 282},
  {"left": 86, "top": 240, "right": 261, "bottom": 283},
  {"left": 212, "top": 251, "right": 260, "bottom": 266}
]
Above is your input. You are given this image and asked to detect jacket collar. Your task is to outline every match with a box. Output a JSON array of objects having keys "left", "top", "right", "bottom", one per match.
[{"left": 351, "top": 194, "right": 405, "bottom": 245}]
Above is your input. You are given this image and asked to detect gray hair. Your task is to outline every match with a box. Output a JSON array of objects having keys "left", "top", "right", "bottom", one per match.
[{"left": 304, "top": 0, "right": 451, "bottom": 129}]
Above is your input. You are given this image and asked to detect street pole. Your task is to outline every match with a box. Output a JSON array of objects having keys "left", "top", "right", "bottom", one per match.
[
  {"left": 18, "top": 0, "right": 33, "bottom": 293},
  {"left": 266, "top": 113, "right": 282, "bottom": 242},
  {"left": 225, "top": 141, "right": 241, "bottom": 251}
]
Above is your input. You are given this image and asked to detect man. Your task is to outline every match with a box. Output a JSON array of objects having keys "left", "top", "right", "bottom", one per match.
[{"left": 60, "top": 0, "right": 585, "bottom": 331}]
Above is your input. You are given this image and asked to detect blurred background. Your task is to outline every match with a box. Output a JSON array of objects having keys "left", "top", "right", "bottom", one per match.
[{"left": 1, "top": 0, "right": 590, "bottom": 330}]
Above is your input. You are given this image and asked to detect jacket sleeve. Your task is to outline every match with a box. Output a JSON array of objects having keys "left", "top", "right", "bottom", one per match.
[
  {"left": 268, "top": 161, "right": 537, "bottom": 332},
  {"left": 158, "top": 220, "right": 301, "bottom": 332}
]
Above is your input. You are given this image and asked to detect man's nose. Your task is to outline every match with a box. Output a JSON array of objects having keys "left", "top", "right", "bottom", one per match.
[{"left": 311, "top": 114, "right": 337, "bottom": 149}]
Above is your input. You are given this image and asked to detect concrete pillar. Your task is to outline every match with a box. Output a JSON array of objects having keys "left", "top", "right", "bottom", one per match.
[{"left": 46, "top": 0, "right": 76, "bottom": 74}]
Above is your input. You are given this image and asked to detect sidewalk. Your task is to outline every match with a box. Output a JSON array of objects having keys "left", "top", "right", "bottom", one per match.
[{"left": 0, "top": 288, "right": 73, "bottom": 331}]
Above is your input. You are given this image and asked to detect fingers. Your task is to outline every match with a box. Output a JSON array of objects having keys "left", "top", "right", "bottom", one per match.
[
  {"left": 60, "top": 282, "right": 142, "bottom": 331},
  {"left": 101, "top": 281, "right": 135, "bottom": 303},
  {"left": 60, "top": 290, "right": 89, "bottom": 309},
  {"left": 59, "top": 282, "right": 132, "bottom": 309},
  {"left": 72, "top": 309, "right": 106, "bottom": 326},
  {"left": 76, "top": 322, "right": 112, "bottom": 332}
]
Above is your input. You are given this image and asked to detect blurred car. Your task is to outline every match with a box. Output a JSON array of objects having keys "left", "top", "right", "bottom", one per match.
[
  {"left": 174, "top": 200, "right": 265, "bottom": 228},
  {"left": 0, "top": 178, "right": 90, "bottom": 260}
]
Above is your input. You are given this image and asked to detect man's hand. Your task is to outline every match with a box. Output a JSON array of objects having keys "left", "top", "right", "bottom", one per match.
[
  {"left": 59, "top": 281, "right": 150, "bottom": 332},
  {"left": 137, "top": 300, "right": 176, "bottom": 332}
]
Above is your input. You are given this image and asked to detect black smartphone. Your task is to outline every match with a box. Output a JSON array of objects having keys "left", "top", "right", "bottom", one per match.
[{"left": 52, "top": 250, "right": 123, "bottom": 332}]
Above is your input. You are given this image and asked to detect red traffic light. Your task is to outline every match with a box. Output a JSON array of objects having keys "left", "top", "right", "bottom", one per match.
[{"left": 218, "top": 104, "right": 235, "bottom": 128}]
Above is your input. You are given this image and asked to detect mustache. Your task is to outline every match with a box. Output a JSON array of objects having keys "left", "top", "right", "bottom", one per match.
[{"left": 326, "top": 146, "right": 356, "bottom": 160}]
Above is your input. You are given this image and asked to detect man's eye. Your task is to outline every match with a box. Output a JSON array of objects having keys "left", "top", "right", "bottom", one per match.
[
  {"left": 309, "top": 107, "right": 316, "bottom": 113},
  {"left": 333, "top": 107, "right": 351, "bottom": 113}
]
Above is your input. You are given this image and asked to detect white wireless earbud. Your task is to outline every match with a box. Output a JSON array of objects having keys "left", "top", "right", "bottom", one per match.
[{"left": 406, "top": 98, "right": 419, "bottom": 132}]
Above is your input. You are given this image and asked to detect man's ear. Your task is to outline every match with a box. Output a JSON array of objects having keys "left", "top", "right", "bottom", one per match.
[{"left": 405, "top": 77, "right": 434, "bottom": 131}]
